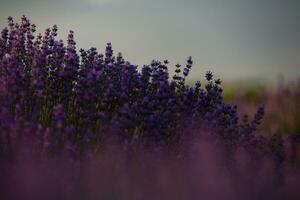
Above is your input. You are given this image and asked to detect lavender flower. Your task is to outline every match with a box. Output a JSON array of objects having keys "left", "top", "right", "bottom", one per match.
[{"left": 0, "top": 16, "right": 279, "bottom": 157}]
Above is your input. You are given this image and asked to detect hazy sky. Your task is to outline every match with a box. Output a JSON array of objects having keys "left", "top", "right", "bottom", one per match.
[{"left": 0, "top": 0, "right": 299, "bottom": 82}]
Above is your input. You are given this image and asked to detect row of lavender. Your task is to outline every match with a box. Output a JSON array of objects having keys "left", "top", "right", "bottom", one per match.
[{"left": 0, "top": 16, "right": 286, "bottom": 160}]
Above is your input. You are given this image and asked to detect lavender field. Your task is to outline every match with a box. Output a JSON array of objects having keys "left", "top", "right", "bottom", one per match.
[{"left": 0, "top": 16, "right": 300, "bottom": 200}]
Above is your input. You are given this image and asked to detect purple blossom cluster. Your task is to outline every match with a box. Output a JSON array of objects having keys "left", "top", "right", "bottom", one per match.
[
  {"left": 2, "top": 15, "right": 300, "bottom": 200},
  {"left": 0, "top": 16, "right": 280, "bottom": 158}
]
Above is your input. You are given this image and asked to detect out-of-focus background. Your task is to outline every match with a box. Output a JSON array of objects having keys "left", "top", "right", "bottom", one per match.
[
  {"left": 223, "top": 78, "right": 300, "bottom": 136},
  {"left": 0, "top": 0, "right": 299, "bottom": 135}
]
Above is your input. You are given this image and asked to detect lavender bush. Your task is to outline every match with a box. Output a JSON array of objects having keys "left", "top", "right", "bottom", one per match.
[
  {"left": 0, "top": 16, "right": 267, "bottom": 148},
  {"left": 1, "top": 16, "right": 299, "bottom": 200}
]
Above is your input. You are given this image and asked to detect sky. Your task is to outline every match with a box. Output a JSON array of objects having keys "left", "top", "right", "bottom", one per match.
[{"left": 0, "top": 0, "right": 299, "bottom": 83}]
